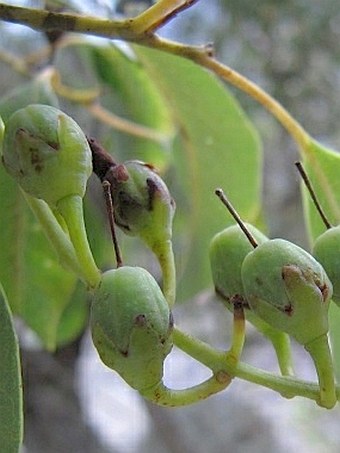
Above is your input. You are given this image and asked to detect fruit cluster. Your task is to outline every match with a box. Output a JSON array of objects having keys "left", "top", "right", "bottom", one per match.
[{"left": 1, "top": 104, "right": 339, "bottom": 408}]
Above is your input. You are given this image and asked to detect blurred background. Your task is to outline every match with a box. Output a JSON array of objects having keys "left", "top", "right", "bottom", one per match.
[{"left": 2, "top": 0, "right": 340, "bottom": 451}]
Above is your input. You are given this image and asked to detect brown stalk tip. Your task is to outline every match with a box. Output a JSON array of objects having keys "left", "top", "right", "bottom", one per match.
[
  {"left": 294, "top": 161, "right": 332, "bottom": 229},
  {"left": 87, "top": 136, "right": 116, "bottom": 182},
  {"left": 214, "top": 188, "right": 258, "bottom": 249}
]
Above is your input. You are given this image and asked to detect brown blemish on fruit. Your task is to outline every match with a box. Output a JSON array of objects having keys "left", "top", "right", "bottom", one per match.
[
  {"left": 169, "top": 312, "right": 174, "bottom": 329},
  {"left": 215, "top": 287, "right": 250, "bottom": 309},
  {"left": 319, "top": 283, "right": 329, "bottom": 302},
  {"left": 283, "top": 304, "right": 293, "bottom": 316},
  {"left": 47, "top": 141, "right": 59, "bottom": 150},
  {"left": 134, "top": 314, "right": 147, "bottom": 327},
  {"left": 30, "top": 148, "right": 44, "bottom": 173},
  {"left": 146, "top": 177, "right": 158, "bottom": 211}
]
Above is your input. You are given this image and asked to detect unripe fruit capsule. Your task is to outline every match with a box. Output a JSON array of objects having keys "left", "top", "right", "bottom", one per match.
[
  {"left": 91, "top": 266, "right": 173, "bottom": 392},
  {"left": 241, "top": 239, "right": 331, "bottom": 345},
  {"left": 210, "top": 224, "right": 268, "bottom": 309},
  {"left": 106, "top": 160, "right": 175, "bottom": 249},
  {"left": 210, "top": 225, "right": 294, "bottom": 376},
  {"left": 241, "top": 238, "right": 336, "bottom": 408},
  {"left": 2, "top": 104, "right": 92, "bottom": 206}
]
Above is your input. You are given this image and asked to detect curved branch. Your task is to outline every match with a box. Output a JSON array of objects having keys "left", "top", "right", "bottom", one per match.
[{"left": 0, "top": 3, "right": 312, "bottom": 153}]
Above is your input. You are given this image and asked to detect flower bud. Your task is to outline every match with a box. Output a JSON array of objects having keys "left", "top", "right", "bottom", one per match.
[
  {"left": 241, "top": 239, "right": 332, "bottom": 346},
  {"left": 105, "top": 160, "right": 175, "bottom": 250},
  {"left": 2, "top": 104, "right": 92, "bottom": 206},
  {"left": 91, "top": 266, "right": 173, "bottom": 392},
  {"left": 313, "top": 226, "right": 340, "bottom": 305}
]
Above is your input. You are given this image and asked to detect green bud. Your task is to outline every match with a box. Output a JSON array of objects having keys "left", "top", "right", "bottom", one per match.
[
  {"left": 241, "top": 239, "right": 332, "bottom": 346},
  {"left": 209, "top": 224, "right": 268, "bottom": 309},
  {"left": 106, "top": 160, "right": 175, "bottom": 250},
  {"left": 91, "top": 266, "right": 173, "bottom": 392},
  {"left": 313, "top": 226, "right": 340, "bottom": 305},
  {"left": 2, "top": 104, "right": 92, "bottom": 206}
]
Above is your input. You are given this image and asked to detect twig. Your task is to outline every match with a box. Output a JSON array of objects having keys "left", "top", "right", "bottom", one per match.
[
  {"left": 0, "top": 3, "right": 311, "bottom": 153},
  {"left": 132, "top": 0, "right": 200, "bottom": 34},
  {"left": 87, "top": 102, "right": 170, "bottom": 145}
]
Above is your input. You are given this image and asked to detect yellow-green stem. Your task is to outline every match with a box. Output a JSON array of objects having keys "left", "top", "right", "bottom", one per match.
[
  {"left": 141, "top": 372, "right": 231, "bottom": 407},
  {"left": 173, "top": 326, "right": 340, "bottom": 406},
  {"left": 131, "top": 0, "right": 195, "bottom": 34},
  {"left": 267, "top": 331, "right": 294, "bottom": 377},
  {"left": 153, "top": 239, "right": 176, "bottom": 307},
  {"left": 23, "top": 192, "right": 82, "bottom": 277},
  {"left": 57, "top": 195, "right": 101, "bottom": 289},
  {"left": 248, "top": 312, "right": 294, "bottom": 377},
  {"left": 227, "top": 305, "right": 245, "bottom": 365},
  {"left": 304, "top": 334, "right": 337, "bottom": 409}
]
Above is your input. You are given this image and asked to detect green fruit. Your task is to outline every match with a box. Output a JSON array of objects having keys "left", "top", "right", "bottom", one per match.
[
  {"left": 241, "top": 238, "right": 336, "bottom": 408},
  {"left": 106, "top": 160, "right": 175, "bottom": 250},
  {"left": 210, "top": 225, "right": 294, "bottom": 376},
  {"left": 209, "top": 224, "right": 268, "bottom": 309},
  {"left": 241, "top": 239, "right": 331, "bottom": 346},
  {"left": 2, "top": 104, "right": 92, "bottom": 206},
  {"left": 313, "top": 226, "right": 340, "bottom": 305},
  {"left": 91, "top": 266, "right": 173, "bottom": 392}
]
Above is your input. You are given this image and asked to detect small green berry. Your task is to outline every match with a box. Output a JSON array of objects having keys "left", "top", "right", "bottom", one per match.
[
  {"left": 2, "top": 104, "right": 92, "bottom": 206},
  {"left": 91, "top": 266, "right": 173, "bottom": 392}
]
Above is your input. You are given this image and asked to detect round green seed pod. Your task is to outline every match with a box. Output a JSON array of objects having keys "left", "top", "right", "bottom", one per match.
[
  {"left": 91, "top": 266, "right": 173, "bottom": 392},
  {"left": 313, "top": 226, "right": 340, "bottom": 305},
  {"left": 106, "top": 160, "right": 175, "bottom": 250},
  {"left": 209, "top": 224, "right": 268, "bottom": 309},
  {"left": 241, "top": 238, "right": 332, "bottom": 346},
  {"left": 2, "top": 104, "right": 92, "bottom": 206}
]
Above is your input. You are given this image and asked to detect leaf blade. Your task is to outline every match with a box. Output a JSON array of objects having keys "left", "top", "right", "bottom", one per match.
[
  {"left": 133, "top": 46, "right": 263, "bottom": 301},
  {"left": 0, "top": 284, "right": 23, "bottom": 453}
]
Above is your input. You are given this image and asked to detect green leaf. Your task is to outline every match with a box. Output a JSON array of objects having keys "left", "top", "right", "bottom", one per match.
[
  {"left": 133, "top": 46, "right": 263, "bottom": 301},
  {"left": 0, "top": 165, "right": 83, "bottom": 349},
  {"left": 0, "top": 284, "right": 23, "bottom": 452},
  {"left": 56, "top": 281, "right": 88, "bottom": 347},
  {"left": 301, "top": 139, "right": 340, "bottom": 241},
  {"left": 88, "top": 43, "right": 175, "bottom": 167},
  {"left": 0, "top": 76, "right": 59, "bottom": 123}
]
